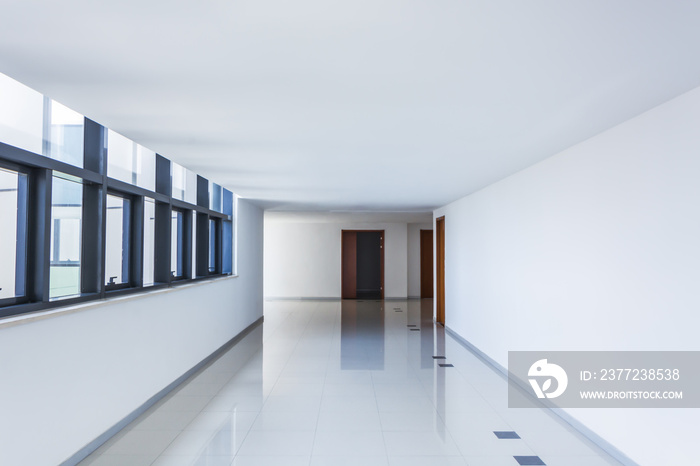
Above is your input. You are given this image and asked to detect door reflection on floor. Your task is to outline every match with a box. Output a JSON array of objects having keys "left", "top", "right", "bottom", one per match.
[
  {"left": 340, "top": 300, "right": 385, "bottom": 370},
  {"left": 420, "top": 298, "right": 435, "bottom": 369}
]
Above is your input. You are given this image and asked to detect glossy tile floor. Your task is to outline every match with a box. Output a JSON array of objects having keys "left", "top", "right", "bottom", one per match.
[{"left": 80, "top": 300, "right": 622, "bottom": 466}]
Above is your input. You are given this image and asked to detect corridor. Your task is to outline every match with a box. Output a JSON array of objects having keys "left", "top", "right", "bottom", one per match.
[{"left": 80, "top": 300, "right": 620, "bottom": 466}]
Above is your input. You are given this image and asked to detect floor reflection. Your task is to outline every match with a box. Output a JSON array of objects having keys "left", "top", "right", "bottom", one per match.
[
  {"left": 340, "top": 299, "right": 385, "bottom": 370},
  {"left": 80, "top": 300, "right": 619, "bottom": 466},
  {"left": 420, "top": 298, "right": 435, "bottom": 369},
  {"left": 191, "top": 412, "right": 237, "bottom": 464}
]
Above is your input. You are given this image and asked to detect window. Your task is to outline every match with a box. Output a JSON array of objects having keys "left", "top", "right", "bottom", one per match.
[
  {"left": 209, "top": 183, "right": 223, "bottom": 213},
  {"left": 223, "top": 217, "right": 233, "bottom": 275},
  {"left": 46, "top": 101, "right": 84, "bottom": 167},
  {"left": 0, "top": 73, "right": 84, "bottom": 167},
  {"left": 223, "top": 191, "right": 235, "bottom": 275},
  {"left": 105, "top": 194, "right": 131, "bottom": 289},
  {"left": 0, "top": 167, "right": 28, "bottom": 301},
  {"left": 208, "top": 218, "right": 218, "bottom": 273},
  {"left": 107, "top": 130, "right": 156, "bottom": 190},
  {"left": 0, "top": 71, "right": 234, "bottom": 318},
  {"left": 143, "top": 199, "right": 156, "bottom": 287},
  {"left": 49, "top": 174, "right": 83, "bottom": 300},
  {"left": 171, "top": 209, "right": 185, "bottom": 279},
  {"left": 0, "top": 73, "right": 43, "bottom": 155},
  {"left": 172, "top": 162, "right": 197, "bottom": 204},
  {"left": 191, "top": 210, "right": 197, "bottom": 279}
]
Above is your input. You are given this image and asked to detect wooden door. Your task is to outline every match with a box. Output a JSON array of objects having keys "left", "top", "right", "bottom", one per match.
[
  {"left": 342, "top": 230, "right": 384, "bottom": 299},
  {"left": 420, "top": 230, "right": 433, "bottom": 298},
  {"left": 436, "top": 217, "right": 445, "bottom": 325},
  {"left": 341, "top": 231, "right": 357, "bottom": 299}
]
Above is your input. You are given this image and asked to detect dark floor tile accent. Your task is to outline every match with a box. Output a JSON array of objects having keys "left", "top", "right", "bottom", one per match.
[
  {"left": 514, "top": 456, "right": 545, "bottom": 465},
  {"left": 393, "top": 308, "right": 402, "bottom": 310},
  {"left": 410, "top": 328, "right": 420, "bottom": 331},
  {"left": 407, "top": 324, "right": 417, "bottom": 327},
  {"left": 494, "top": 431, "right": 520, "bottom": 439},
  {"left": 438, "top": 363, "right": 454, "bottom": 367},
  {"left": 395, "top": 310, "right": 403, "bottom": 312},
  {"left": 432, "top": 356, "right": 446, "bottom": 359}
]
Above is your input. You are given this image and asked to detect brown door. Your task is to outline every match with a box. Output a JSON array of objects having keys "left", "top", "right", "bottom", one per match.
[
  {"left": 342, "top": 230, "right": 384, "bottom": 299},
  {"left": 420, "top": 230, "right": 433, "bottom": 298},
  {"left": 436, "top": 217, "right": 445, "bottom": 325},
  {"left": 342, "top": 231, "right": 357, "bottom": 299}
]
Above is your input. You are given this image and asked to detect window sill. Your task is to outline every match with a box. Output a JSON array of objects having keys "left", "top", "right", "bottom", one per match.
[{"left": 0, "top": 274, "right": 238, "bottom": 331}]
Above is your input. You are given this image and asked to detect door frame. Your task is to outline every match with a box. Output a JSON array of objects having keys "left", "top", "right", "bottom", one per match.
[
  {"left": 420, "top": 229, "right": 433, "bottom": 298},
  {"left": 341, "top": 230, "right": 384, "bottom": 299},
  {"left": 435, "top": 217, "right": 445, "bottom": 325}
]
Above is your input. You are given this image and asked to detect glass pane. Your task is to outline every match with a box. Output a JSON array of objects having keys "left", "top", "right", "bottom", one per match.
[
  {"left": 143, "top": 199, "right": 156, "bottom": 286},
  {"left": 222, "top": 189, "right": 233, "bottom": 275},
  {"left": 223, "top": 220, "right": 232, "bottom": 275},
  {"left": 47, "top": 100, "right": 84, "bottom": 167},
  {"left": 209, "top": 218, "right": 216, "bottom": 273},
  {"left": 191, "top": 211, "right": 197, "bottom": 278},
  {"left": 107, "top": 130, "right": 156, "bottom": 190},
  {"left": 0, "top": 73, "right": 84, "bottom": 167},
  {"left": 209, "top": 183, "right": 223, "bottom": 213},
  {"left": 172, "top": 163, "right": 185, "bottom": 200},
  {"left": 50, "top": 175, "right": 82, "bottom": 299},
  {"left": 0, "top": 73, "right": 43, "bottom": 154},
  {"left": 105, "top": 194, "right": 130, "bottom": 287},
  {"left": 171, "top": 210, "right": 183, "bottom": 278},
  {"left": 172, "top": 162, "right": 197, "bottom": 204},
  {"left": 0, "top": 168, "right": 27, "bottom": 299},
  {"left": 186, "top": 170, "right": 197, "bottom": 204}
]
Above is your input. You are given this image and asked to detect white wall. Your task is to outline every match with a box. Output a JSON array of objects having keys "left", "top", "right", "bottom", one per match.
[
  {"left": 264, "top": 213, "right": 431, "bottom": 299},
  {"left": 407, "top": 223, "right": 432, "bottom": 298},
  {"left": 264, "top": 219, "right": 408, "bottom": 299},
  {"left": 0, "top": 199, "right": 263, "bottom": 466},
  {"left": 434, "top": 86, "right": 700, "bottom": 465}
]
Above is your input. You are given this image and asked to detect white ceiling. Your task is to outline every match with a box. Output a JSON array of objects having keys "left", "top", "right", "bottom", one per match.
[
  {"left": 266, "top": 211, "right": 433, "bottom": 224},
  {"left": 2, "top": 0, "right": 700, "bottom": 212}
]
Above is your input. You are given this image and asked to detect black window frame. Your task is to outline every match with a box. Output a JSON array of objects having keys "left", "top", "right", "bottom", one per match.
[
  {"left": 48, "top": 172, "right": 85, "bottom": 301},
  {"left": 0, "top": 112, "right": 234, "bottom": 320},
  {"left": 208, "top": 216, "right": 222, "bottom": 275},
  {"left": 169, "top": 206, "right": 187, "bottom": 282},
  {"left": 141, "top": 197, "right": 157, "bottom": 288},
  {"left": 0, "top": 160, "right": 30, "bottom": 308},
  {"left": 104, "top": 190, "right": 142, "bottom": 292}
]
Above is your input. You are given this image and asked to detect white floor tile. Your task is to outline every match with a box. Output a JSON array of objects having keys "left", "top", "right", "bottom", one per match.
[
  {"left": 232, "top": 456, "right": 311, "bottom": 466},
  {"left": 260, "top": 395, "right": 322, "bottom": 413},
  {"left": 316, "top": 409, "right": 383, "bottom": 432},
  {"left": 152, "top": 454, "right": 234, "bottom": 466},
  {"left": 322, "top": 382, "right": 376, "bottom": 397},
  {"left": 388, "top": 456, "right": 468, "bottom": 466},
  {"left": 311, "top": 455, "right": 389, "bottom": 466},
  {"left": 380, "top": 409, "right": 448, "bottom": 432},
  {"left": 237, "top": 430, "right": 316, "bottom": 456},
  {"left": 319, "top": 395, "right": 379, "bottom": 414},
  {"left": 79, "top": 300, "right": 622, "bottom": 466},
  {"left": 462, "top": 456, "right": 524, "bottom": 466},
  {"left": 538, "top": 455, "right": 623, "bottom": 466},
  {"left": 312, "top": 430, "right": 387, "bottom": 456},
  {"left": 375, "top": 395, "right": 436, "bottom": 413},
  {"left": 250, "top": 409, "right": 319, "bottom": 431},
  {"left": 383, "top": 431, "right": 461, "bottom": 456}
]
